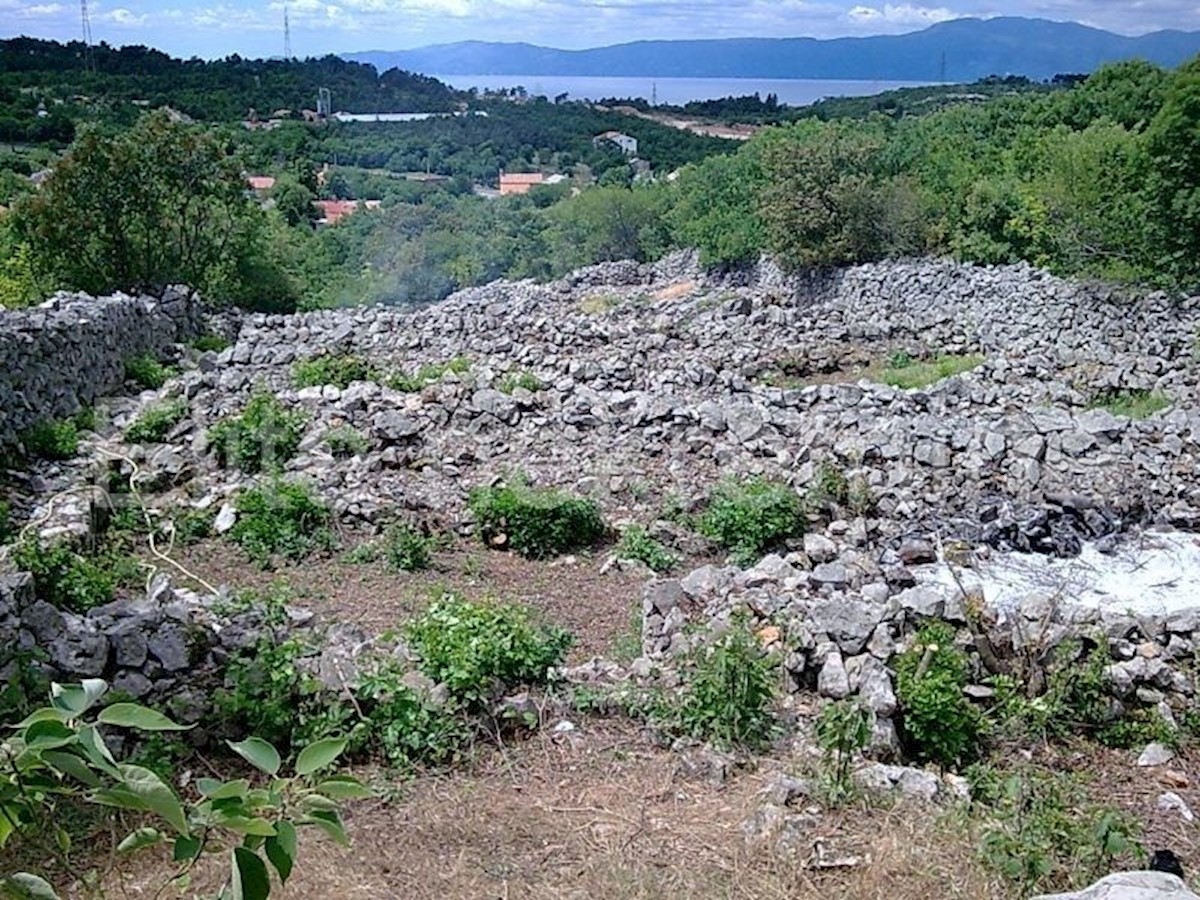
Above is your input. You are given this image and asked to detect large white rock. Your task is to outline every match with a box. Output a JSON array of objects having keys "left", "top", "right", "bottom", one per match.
[{"left": 1031, "top": 872, "right": 1200, "bottom": 900}]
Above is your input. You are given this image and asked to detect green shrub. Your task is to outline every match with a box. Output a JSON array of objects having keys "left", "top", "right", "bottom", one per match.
[
  {"left": 975, "top": 767, "right": 1140, "bottom": 894},
  {"left": 124, "top": 399, "right": 188, "bottom": 444},
  {"left": 21, "top": 418, "right": 80, "bottom": 461},
  {"left": 190, "top": 333, "right": 230, "bottom": 353},
  {"left": 616, "top": 526, "right": 678, "bottom": 573},
  {"left": 323, "top": 425, "right": 370, "bottom": 458},
  {"left": 1089, "top": 388, "right": 1170, "bottom": 420},
  {"left": 383, "top": 521, "right": 437, "bottom": 572},
  {"left": 469, "top": 480, "right": 606, "bottom": 560},
  {"left": 878, "top": 353, "right": 984, "bottom": 390},
  {"left": 405, "top": 593, "right": 572, "bottom": 708},
  {"left": 0, "top": 500, "right": 11, "bottom": 544},
  {"left": 388, "top": 357, "right": 471, "bottom": 393},
  {"left": 815, "top": 699, "right": 872, "bottom": 803},
  {"left": 293, "top": 353, "right": 377, "bottom": 389},
  {"left": 698, "top": 476, "right": 804, "bottom": 565},
  {"left": 11, "top": 539, "right": 140, "bottom": 612},
  {"left": 894, "top": 621, "right": 981, "bottom": 768},
  {"left": 808, "top": 460, "right": 850, "bottom": 508},
  {"left": 208, "top": 393, "right": 306, "bottom": 474},
  {"left": 356, "top": 659, "right": 471, "bottom": 769},
  {"left": 672, "top": 622, "right": 779, "bottom": 750},
  {"left": 123, "top": 353, "right": 176, "bottom": 389},
  {"left": 228, "top": 479, "right": 334, "bottom": 564},
  {"left": 498, "top": 371, "right": 543, "bottom": 394}
]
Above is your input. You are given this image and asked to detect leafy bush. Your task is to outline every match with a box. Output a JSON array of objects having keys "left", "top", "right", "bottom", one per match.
[
  {"left": 0, "top": 500, "right": 11, "bottom": 544},
  {"left": 356, "top": 659, "right": 471, "bottom": 769},
  {"left": 894, "top": 621, "right": 981, "bottom": 768},
  {"left": 123, "top": 353, "right": 176, "bottom": 389},
  {"left": 469, "top": 480, "right": 606, "bottom": 559},
  {"left": 808, "top": 460, "right": 849, "bottom": 508},
  {"left": 190, "top": 333, "right": 230, "bottom": 353},
  {"left": 11, "top": 539, "right": 140, "bottom": 612},
  {"left": 878, "top": 353, "right": 984, "bottom": 390},
  {"left": 498, "top": 370, "right": 543, "bottom": 394},
  {"left": 293, "top": 353, "right": 377, "bottom": 389},
  {"left": 388, "top": 357, "right": 471, "bottom": 393},
  {"left": 1089, "top": 388, "right": 1171, "bottom": 420},
  {"left": 405, "top": 593, "right": 572, "bottom": 707},
  {"left": 698, "top": 476, "right": 804, "bottom": 565},
  {"left": 383, "top": 521, "right": 438, "bottom": 572},
  {"left": 228, "top": 479, "right": 334, "bottom": 564},
  {"left": 209, "top": 393, "right": 306, "bottom": 474},
  {"left": 616, "top": 526, "right": 679, "bottom": 573},
  {"left": 324, "top": 425, "right": 369, "bottom": 458},
  {"left": 124, "top": 398, "right": 188, "bottom": 444},
  {"left": 974, "top": 767, "right": 1140, "bottom": 895},
  {"left": 672, "top": 622, "right": 779, "bottom": 749},
  {"left": 0, "top": 678, "right": 366, "bottom": 900},
  {"left": 815, "top": 699, "right": 872, "bottom": 803},
  {"left": 21, "top": 417, "right": 80, "bottom": 461}
]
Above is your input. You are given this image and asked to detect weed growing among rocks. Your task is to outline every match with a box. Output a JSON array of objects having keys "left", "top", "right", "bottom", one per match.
[
  {"left": 208, "top": 393, "right": 306, "bottom": 474},
  {"left": 323, "top": 425, "right": 370, "bottom": 458},
  {"left": 895, "top": 621, "right": 981, "bottom": 768},
  {"left": 21, "top": 416, "right": 83, "bottom": 461},
  {"left": 293, "top": 352, "right": 378, "bottom": 389},
  {"left": 228, "top": 479, "right": 334, "bottom": 564},
  {"left": 616, "top": 526, "right": 678, "bottom": 573},
  {"left": 382, "top": 521, "right": 439, "bottom": 572},
  {"left": 405, "top": 593, "right": 572, "bottom": 708},
  {"left": 469, "top": 479, "right": 606, "bottom": 559},
  {"left": 1089, "top": 388, "right": 1170, "bottom": 420},
  {"left": 698, "top": 476, "right": 804, "bottom": 565},
  {"left": 498, "top": 370, "right": 543, "bottom": 394},
  {"left": 671, "top": 622, "right": 779, "bottom": 750},
  {"left": 11, "top": 539, "right": 141, "bottom": 612},
  {"left": 124, "top": 398, "right": 187, "bottom": 444},
  {"left": 815, "top": 699, "right": 872, "bottom": 804},
  {"left": 123, "top": 352, "right": 176, "bottom": 389},
  {"left": 189, "top": 332, "right": 230, "bottom": 353},
  {"left": 388, "top": 357, "right": 471, "bottom": 393}
]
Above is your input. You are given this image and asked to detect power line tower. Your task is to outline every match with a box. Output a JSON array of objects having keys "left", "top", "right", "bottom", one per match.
[
  {"left": 80, "top": 0, "right": 95, "bottom": 72},
  {"left": 284, "top": 3, "right": 293, "bottom": 60}
]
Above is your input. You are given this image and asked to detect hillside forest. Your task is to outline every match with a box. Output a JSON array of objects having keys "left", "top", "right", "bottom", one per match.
[{"left": 0, "top": 40, "right": 1198, "bottom": 311}]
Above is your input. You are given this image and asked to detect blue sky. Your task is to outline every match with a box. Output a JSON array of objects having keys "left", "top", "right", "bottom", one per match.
[{"left": 1, "top": 0, "right": 1196, "bottom": 58}]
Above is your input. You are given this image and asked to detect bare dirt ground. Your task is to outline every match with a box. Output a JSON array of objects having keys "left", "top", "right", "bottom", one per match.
[
  {"left": 91, "top": 719, "right": 1200, "bottom": 900},
  {"left": 166, "top": 538, "right": 653, "bottom": 661}
]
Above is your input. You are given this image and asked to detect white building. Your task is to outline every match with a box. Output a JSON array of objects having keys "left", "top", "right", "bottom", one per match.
[{"left": 592, "top": 131, "right": 638, "bottom": 157}]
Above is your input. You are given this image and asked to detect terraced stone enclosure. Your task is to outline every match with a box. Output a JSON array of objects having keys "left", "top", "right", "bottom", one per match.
[{"left": 4, "top": 253, "right": 1200, "bottom": 898}]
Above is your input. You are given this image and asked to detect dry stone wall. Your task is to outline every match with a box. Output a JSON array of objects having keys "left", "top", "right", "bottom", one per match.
[{"left": 0, "top": 286, "right": 204, "bottom": 449}]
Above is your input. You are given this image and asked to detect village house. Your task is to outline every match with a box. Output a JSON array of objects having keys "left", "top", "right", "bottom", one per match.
[
  {"left": 498, "top": 172, "right": 547, "bottom": 196},
  {"left": 592, "top": 131, "right": 638, "bottom": 157}
]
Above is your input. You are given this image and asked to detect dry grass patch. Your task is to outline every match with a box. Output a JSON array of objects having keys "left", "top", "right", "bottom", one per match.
[{"left": 651, "top": 279, "right": 698, "bottom": 302}]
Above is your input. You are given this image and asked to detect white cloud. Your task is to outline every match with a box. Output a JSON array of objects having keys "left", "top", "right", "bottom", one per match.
[
  {"left": 848, "top": 3, "right": 958, "bottom": 26},
  {"left": 101, "top": 7, "right": 148, "bottom": 25}
]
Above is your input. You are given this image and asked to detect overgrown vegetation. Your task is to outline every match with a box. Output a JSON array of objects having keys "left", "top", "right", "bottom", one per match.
[
  {"left": 615, "top": 526, "right": 679, "bottom": 573},
  {"left": 672, "top": 622, "right": 779, "bottom": 750},
  {"left": 323, "top": 425, "right": 370, "bottom": 458},
  {"left": 878, "top": 353, "right": 985, "bottom": 390},
  {"left": 698, "top": 476, "right": 804, "bottom": 565},
  {"left": 208, "top": 393, "right": 306, "bottom": 474},
  {"left": 381, "top": 521, "right": 439, "bottom": 572},
  {"left": 894, "top": 621, "right": 982, "bottom": 768},
  {"left": 124, "top": 398, "right": 187, "bottom": 444},
  {"left": 190, "top": 333, "right": 230, "bottom": 353},
  {"left": 11, "top": 538, "right": 141, "bottom": 612},
  {"left": 498, "top": 370, "right": 543, "bottom": 394},
  {"left": 227, "top": 479, "right": 335, "bottom": 564},
  {"left": 123, "top": 352, "right": 176, "bottom": 389},
  {"left": 405, "top": 593, "right": 572, "bottom": 708},
  {"left": 972, "top": 765, "right": 1141, "bottom": 894},
  {"left": 1089, "top": 388, "right": 1171, "bottom": 420},
  {"left": 293, "top": 353, "right": 378, "bottom": 389},
  {"left": 387, "top": 357, "right": 471, "bottom": 392},
  {"left": 20, "top": 415, "right": 83, "bottom": 461},
  {"left": 815, "top": 699, "right": 873, "bottom": 804},
  {"left": 469, "top": 479, "right": 606, "bottom": 559}
]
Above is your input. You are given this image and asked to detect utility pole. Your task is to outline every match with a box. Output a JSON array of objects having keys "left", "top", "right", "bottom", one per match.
[
  {"left": 284, "top": 3, "right": 293, "bottom": 60},
  {"left": 80, "top": 0, "right": 95, "bottom": 72}
]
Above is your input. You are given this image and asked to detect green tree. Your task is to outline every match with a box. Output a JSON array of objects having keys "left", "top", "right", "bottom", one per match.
[
  {"left": 12, "top": 112, "right": 262, "bottom": 300},
  {"left": 1143, "top": 59, "right": 1200, "bottom": 287},
  {"left": 272, "top": 175, "right": 317, "bottom": 227},
  {"left": 668, "top": 148, "right": 765, "bottom": 267},
  {"left": 545, "top": 185, "right": 669, "bottom": 269}
]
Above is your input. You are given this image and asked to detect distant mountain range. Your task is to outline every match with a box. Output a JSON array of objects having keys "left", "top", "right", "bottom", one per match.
[{"left": 345, "top": 17, "right": 1200, "bottom": 83}]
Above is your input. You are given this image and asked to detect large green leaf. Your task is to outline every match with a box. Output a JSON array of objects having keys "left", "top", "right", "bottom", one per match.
[
  {"left": 97, "top": 704, "right": 191, "bottom": 732},
  {"left": 315, "top": 776, "right": 374, "bottom": 801},
  {"left": 22, "top": 721, "right": 76, "bottom": 752},
  {"left": 212, "top": 814, "right": 277, "bottom": 837},
  {"left": 92, "top": 765, "right": 189, "bottom": 837},
  {"left": 299, "top": 810, "right": 348, "bottom": 846},
  {"left": 40, "top": 751, "right": 101, "bottom": 788},
  {"left": 294, "top": 737, "right": 346, "bottom": 777},
  {"left": 173, "top": 834, "right": 202, "bottom": 862},
  {"left": 49, "top": 680, "right": 107, "bottom": 717},
  {"left": 227, "top": 738, "right": 281, "bottom": 777},
  {"left": 0, "top": 873, "right": 59, "bottom": 899},
  {"left": 202, "top": 779, "right": 250, "bottom": 801},
  {"left": 264, "top": 820, "right": 296, "bottom": 885},
  {"left": 117, "top": 827, "right": 163, "bottom": 853},
  {"left": 230, "top": 847, "right": 271, "bottom": 900},
  {"left": 12, "top": 708, "right": 68, "bottom": 729},
  {"left": 76, "top": 725, "right": 119, "bottom": 777}
]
